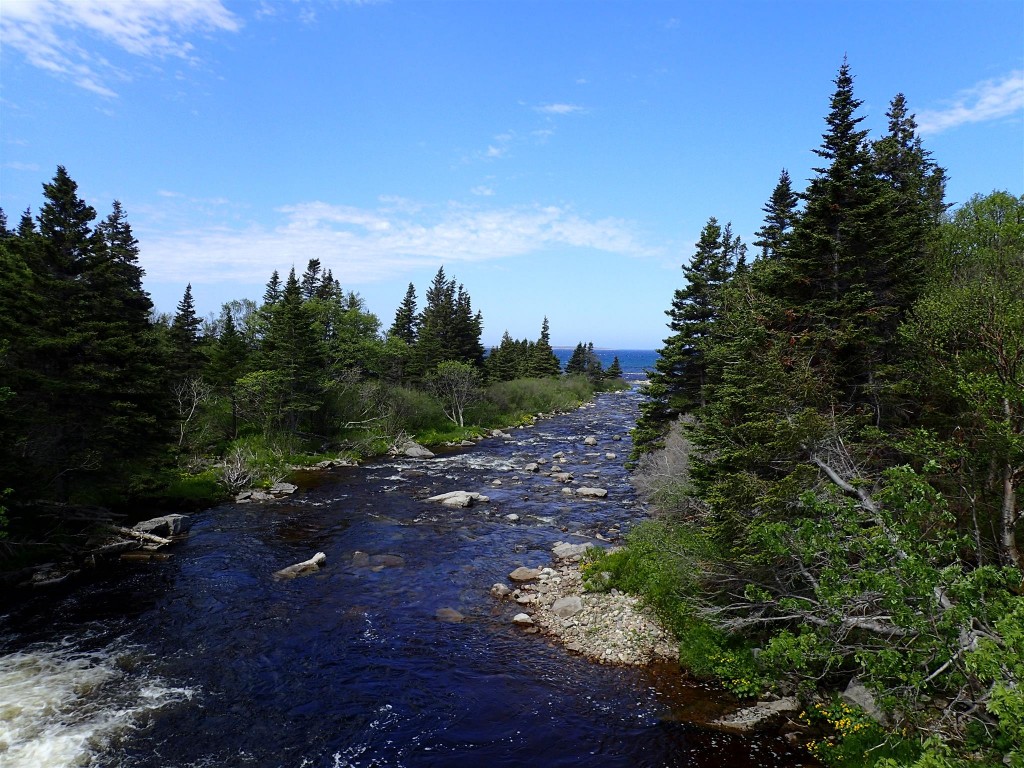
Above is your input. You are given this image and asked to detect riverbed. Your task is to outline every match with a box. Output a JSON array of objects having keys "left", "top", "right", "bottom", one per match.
[{"left": 0, "top": 388, "right": 812, "bottom": 767}]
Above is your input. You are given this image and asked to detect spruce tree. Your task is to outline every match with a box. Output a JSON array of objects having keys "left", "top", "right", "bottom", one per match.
[
  {"left": 263, "top": 270, "right": 282, "bottom": 305},
  {"left": 565, "top": 342, "right": 588, "bottom": 375},
  {"left": 170, "top": 284, "right": 205, "bottom": 375},
  {"left": 300, "top": 258, "right": 323, "bottom": 300},
  {"left": 528, "top": 317, "right": 563, "bottom": 377},
  {"left": 389, "top": 283, "right": 419, "bottom": 345},
  {"left": 752, "top": 169, "right": 799, "bottom": 262},
  {"left": 634, "top": 217, "right": 735, "bottom": 454}
]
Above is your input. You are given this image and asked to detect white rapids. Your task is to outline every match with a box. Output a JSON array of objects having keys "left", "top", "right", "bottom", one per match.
[{"left": 0, "top": 637, "right": 194, "bottom": 768}]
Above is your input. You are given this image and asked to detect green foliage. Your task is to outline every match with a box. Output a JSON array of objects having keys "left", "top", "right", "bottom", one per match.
[{"left": 803, "top": 699, "right": 919, "bottom": 767}]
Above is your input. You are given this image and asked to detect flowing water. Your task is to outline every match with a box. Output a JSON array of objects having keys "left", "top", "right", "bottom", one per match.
[{"left": 0, "top": 387, "right": 813, "bottom": 768}]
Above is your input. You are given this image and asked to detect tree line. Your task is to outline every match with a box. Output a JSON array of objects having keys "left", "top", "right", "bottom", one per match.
[
  {"left": 601, "top": 61, "right": 1022, "bottom": 766},
  {"left": 0, "top": 176, "right": 623, "bottom": 544}
]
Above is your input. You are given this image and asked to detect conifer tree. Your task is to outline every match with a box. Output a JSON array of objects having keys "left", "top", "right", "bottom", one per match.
[
  {"left": 565, "top": 342, "right": 588, "bottom": 375},
  {"left": 752, "top": 169, "right": 799, "bottom": 262},
  {"left": 263, "top": 270, "right": 282, "bottom": 306},
  {"left": 300, "top": 258, "right": 323, "bottom": 300},
  {"left": 633, "top": 217, "right": 735, "bottom": 454},
  {"left": 389, "top": 283, "right": 418, "bottom": 345},
  {"left": 528, "top": 317, "right": 563, "bottom": 377},
  {"left": 170, "top": 283, "right": 205, "bottom": 375}
]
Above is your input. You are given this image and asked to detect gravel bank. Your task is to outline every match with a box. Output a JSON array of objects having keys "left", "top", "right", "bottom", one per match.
[{"left": 498, "top": 544, "right": 679, "bottom": 666}]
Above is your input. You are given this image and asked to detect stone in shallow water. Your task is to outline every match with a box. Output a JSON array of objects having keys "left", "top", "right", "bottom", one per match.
[
  {"left": 512, "top": 613, "right": 534, "bottom": 626},
  {"left": 576, "top": 487, "right": 608, "bottom": 498},
  {"left": 509, "top": 566, "right": 542, "bottom": 582}
]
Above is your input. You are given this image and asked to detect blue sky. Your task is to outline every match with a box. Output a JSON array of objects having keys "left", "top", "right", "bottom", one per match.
[{"left": 2, "top": 0, "right": 1022, "bottom": 348}]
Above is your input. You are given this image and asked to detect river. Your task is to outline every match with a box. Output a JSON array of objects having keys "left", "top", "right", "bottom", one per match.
[{"left": 0, "top": 387, "right": 812, "bottom": 767}]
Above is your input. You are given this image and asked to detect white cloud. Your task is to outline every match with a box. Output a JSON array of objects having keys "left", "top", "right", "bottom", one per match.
[
  {"left": 471, "top": 186, "right": 495, "bottom": 197},
  {"left": 917, "top": 70, "right": 1024, "bottom": 135},
  {"left": 137, "top": 198, "right": 653, "bottom": 286},
  {"left": 535, "top": 103, "right": 585, "bottom": 115},
  {"left": 0, "top": 0, "right": 240, "bottom": 97}
]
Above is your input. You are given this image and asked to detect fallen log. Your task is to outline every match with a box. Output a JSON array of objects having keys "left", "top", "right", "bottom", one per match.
[{"left": 103, "top": 524, "right": 172, "bottom": 547}]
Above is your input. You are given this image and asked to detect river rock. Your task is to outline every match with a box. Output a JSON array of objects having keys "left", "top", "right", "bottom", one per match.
[
  {"left": 712, "top": 697, "right": 801, "bottom": 733},
  {"left": 584, "top": 436, "right": 598, "bottom": 446},
  {"left": 523, "top": 462, "right": 539, "bottom": 472},
  {"left": 133, "top": 514, "right": 192, "bottom": 537},
  {"left": 436, "top": 607, "right": 465, "bottom": 622},
  {"left": 576, "top": 487, "right": 608, "bottom": 498},
  {"left": 551, "top": 596, "right": 583, "bottom": 618},
  {"left": 552, "top": 542, "right": 592, "bottom": 560},
  {"left": 426, "top": 491, "right": 489, "bottom": 508},
  {"left": 269, "top": 482, "right": 298, "bottom": 495},
  {"left": 273, "top": 552, "right": 326, "bottom": 580},
  {"left": 512, "top": 613, "right": 534, "bottom": 626},
  {"left": 505, "top": 513, "right": 520, "bottom": 522},
  {"left": 551, "top": 472, "right": 574, "bottom": 483},
  {"left": 509, "top": 566, "right": 542, "bottom": 582},
  {"left": 398, "top": 440, "right": 435, "bottom": 459},
  {"left": 605, "top": 453, "right": 617, "bottom": 460},
  {"left": 842, "top": 678, "right": 886, "bottom": 724},
  {"left": 491, "top": 583, "right": 511, "bottom": 598}
]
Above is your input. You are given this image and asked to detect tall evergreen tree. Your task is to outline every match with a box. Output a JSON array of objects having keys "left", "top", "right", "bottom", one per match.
[
  {"left": 527, "top": 316, "right": 563, "bottom": 377},
  {"left": 263, "top": 270, "right": 283, "bottom": 305},
  {"left": 633, "top": 217, "right": 735, "bottom": 454},
  {"left": 170, "top": 283, "right": 205, "bottom": 375},
  {"left": 389, "top": 283, "right": 419, "bottom": 345},
  {"left": 300, "top": 258, "right": 323, "bottom": 300},
  {"left": 752, "top": 169, "right": 799, "bottom": 262}
]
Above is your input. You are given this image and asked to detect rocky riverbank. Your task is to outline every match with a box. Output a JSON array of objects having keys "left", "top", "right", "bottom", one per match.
[{"left": 495, "top": 542, "right": 679, "bottom": 666}]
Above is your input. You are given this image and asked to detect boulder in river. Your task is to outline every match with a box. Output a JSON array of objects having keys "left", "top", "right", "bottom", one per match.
[
  {"left": 509, "top": 566, "right": 542, "bottom": 582},
  {"left": 396, "top": 440, "right": 435, "bottom": 459},
  {"left": 273, "top": 552, "right": 326, "bottom": 580},
  {"left": 575, "top": 487, "right": 608, "bottom": 498},
  {"left": 512, "top": 613, "right": 535, "bottom": 626},
  {"left": 712, "top": 697, "right": 801, "bottom": 733},
  {"left": 133, "top": 514, "right": 192, "bottom": 537},
  {"left": 584, "top": 436, "right": 598, "bottom": 446},
  {"left": 426, "top": 491, "right": 489, "bottom": 508}
]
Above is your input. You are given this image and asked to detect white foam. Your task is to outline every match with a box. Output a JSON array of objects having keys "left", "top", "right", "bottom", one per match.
[{"left": 0, "top": 640, "right": 195, "bottom": 768}]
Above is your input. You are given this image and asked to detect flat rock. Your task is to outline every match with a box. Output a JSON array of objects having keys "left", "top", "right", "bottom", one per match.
[
  {"left": 713, "top": 697, "right": 801, "bottom": 733},
  {"left": 512, "top": 613, "right": 535, "bottom": 626},
  {"left": 351, "top": 551, "right": 371, "bottom": 567},
  {"left": 552, "top": 542, "right": 592, "bottom": 560},
  {"left": 269, "top": 482, "right": 298, "bottom": 495},
  {"left": 523, "top": 462, "right": 540, "bottom": 472},
  {"left": 426, "top": 491, "right": 489, "bottom": 508},
  {"left": 576, "top": 487, "right": 608, "bottom": 498},
  {"left": 134, "top": 514, "right": 192, "bottom": 537},
  {"left": 509, "top": 566, "right": 542, "bottom": 582},
  {"left": 551, "top": 472, "right": 574, "bottom": 483},
  {"left": 551, "top": 596, "right": 583, "bottom": 618}
]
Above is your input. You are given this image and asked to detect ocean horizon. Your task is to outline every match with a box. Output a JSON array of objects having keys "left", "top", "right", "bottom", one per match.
[{"left": 551, "top": 348, "right": 658, "bottom": 379}]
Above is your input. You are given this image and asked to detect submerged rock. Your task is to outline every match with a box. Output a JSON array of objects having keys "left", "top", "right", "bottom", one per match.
[{"left": 436, "top": 607, "right": 465, "bottom": 623}]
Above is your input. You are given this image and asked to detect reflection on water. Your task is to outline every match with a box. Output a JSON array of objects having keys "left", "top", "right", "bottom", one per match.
[{"left": 0, "top": 389, "right": 813, "bottom": 767}]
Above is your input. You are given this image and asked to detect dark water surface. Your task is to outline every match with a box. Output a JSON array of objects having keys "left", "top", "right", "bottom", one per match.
[{"left": 0, "top": 389, "right": 812, "bottom": 767}]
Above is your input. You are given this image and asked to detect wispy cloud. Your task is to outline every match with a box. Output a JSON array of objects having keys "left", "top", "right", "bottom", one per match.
[
  {"left": 471, "top": 185, "right": 495, "bottom": 197},
  {"left": 138, "top": 198, "right": 653, "bottom": 285},
  {"left": 0, "top": 0, "right": 240, "bottom": 97},
  {"left": 917, "top": 70, "right": 1024, "bottom": 135},
  {"left": 535, "top": 103, "right": 586, "bottom": 115}
]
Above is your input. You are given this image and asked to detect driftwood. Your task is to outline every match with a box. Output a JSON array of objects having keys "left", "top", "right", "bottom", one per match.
[
  {"left": 274, "top": 552, "right": 327, "bottom": 580},
  {"left": 104, "top": 525, "right": 172, "bottom": 547}
]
